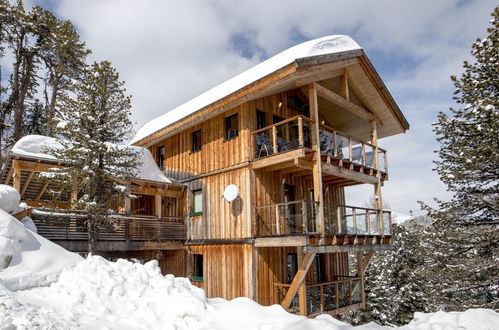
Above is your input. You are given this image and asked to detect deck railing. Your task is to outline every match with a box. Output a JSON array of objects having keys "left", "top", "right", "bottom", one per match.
[
  {"left": 319, "top": 124, "right": 388, "bottom": 174},
  {"left": 254, "top": 201, "right": 391, "bottom": 237},
  {"left": 274, "top": 276, "right": 363, "bottom": 315},
  {"left": 31, "top": 210, "right": 185, "bottom": 241},
  {"left": 252, "top": 115, "right": 313, "bottom": 159},
  {"left": 254, "top": 200, "right": 319, "bottom": 236},
  {"left": 324, "top": 204, "right": 392, "bottom": 236}
]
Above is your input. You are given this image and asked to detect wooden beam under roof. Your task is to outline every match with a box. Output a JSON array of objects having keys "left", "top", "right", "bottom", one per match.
[{"left": 313, "top": 82, "right": 380, "bottom": 123}]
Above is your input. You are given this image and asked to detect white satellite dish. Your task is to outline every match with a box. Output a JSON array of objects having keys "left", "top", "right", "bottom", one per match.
[{"left": 222, "top": 184, "right": 239, "bottom": 202}]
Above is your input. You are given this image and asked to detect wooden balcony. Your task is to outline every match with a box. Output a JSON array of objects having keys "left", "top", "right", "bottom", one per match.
[
  {"left": 253, "top": 201, "right": 392, "bottom": 249},
  {"left": 31, "top": 210, "right": 185, "bottom": 252},
  {"left": 274, "top": 276, "right": 363, "bottom": 316},
  {"left": 251, "top": 116, "right": 387, "bottom": 185}
]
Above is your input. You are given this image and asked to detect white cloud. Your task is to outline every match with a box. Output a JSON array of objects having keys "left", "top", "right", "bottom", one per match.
[{"left": 46, "top": 0, "right": 496, "bottom": 214}]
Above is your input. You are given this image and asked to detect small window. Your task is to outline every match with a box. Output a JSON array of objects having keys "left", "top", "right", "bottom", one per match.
[
  {"left": 192, "top": 130, "right": 202, "bottom": 152},
  {"left": 256, "top": 110, "right": 267, "bottom": 129},
  {"left": 157, "top": 145, "right": 165, "bottom": 170},
  {"left": 225, "top": 113, "right": 239, "bottom": 140},
  {"left": 193, "top": 254, "right": 203, "bottom": 282},
  {"left": 192, "top": 189, "right": 203, "bottom": 216}
]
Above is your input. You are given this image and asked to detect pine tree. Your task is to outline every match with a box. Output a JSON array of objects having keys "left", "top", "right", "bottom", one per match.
[
  {"left": 342, "top": 225, "right": 429, "bottom": 326},
  {"left": 423, "top": 6, "right": 499, "bottom": 310},
  {"left": 48, "top": 61, "right": 140, "bottom": 253}
]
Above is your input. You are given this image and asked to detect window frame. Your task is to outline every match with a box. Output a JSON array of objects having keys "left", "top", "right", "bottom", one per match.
[
  {"left": 256, "top": 109, "right": 267, "bottom": 130},
  {"left": 157, "top": 145, "right": 165, "bottom": 170},
  {"left": 192, "top": 254, "right": 204, "bottom": 282},
  {"left": 224, "top": 113, "right": 239, "bottom": 141},
  {"left": 191, "top": 189, "right": 203, "bottom": 216},
  {"left": 191, "top": 129, "right": 202, "bottom": 153}
]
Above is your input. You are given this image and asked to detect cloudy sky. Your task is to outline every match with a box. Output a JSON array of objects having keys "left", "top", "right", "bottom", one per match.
[{"left": 25, "top": 0, "right": 497, "bottom": 214}]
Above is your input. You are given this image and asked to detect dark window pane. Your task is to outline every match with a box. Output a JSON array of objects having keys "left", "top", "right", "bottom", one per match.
[
  {"left": 192, "top": 130, "right": 202, "bottom": 152},
  {"left": 225, "top": 114, "right": 239, "bottom": 140}
]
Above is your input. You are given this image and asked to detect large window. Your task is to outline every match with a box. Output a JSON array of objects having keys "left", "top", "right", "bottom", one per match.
[
  {"left": 193, "top": 254, "right": 203, "bottom": 282},
  {"left": 192, "top": 189, "right": 203, "bottom": 216},
  {"left": 225, "top": 113, "right": 239, "bottom": 140},
  {"left": 192, "top": 129, "right": 202, "bottom": 152},
  {"left": 157, "top": 145, "right": 165, "bottom": 170}
]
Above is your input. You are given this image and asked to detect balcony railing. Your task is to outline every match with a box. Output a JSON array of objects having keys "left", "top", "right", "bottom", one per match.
[
  {"left": 254, "top": 200, "right": 319, "bottom": 236},
  {"left": 254, "top": 201, "right": 391, "bottom": 237},
  {"left": 252, "top": 115, "right": 313, "bottom": 159},
  {"left": 274, "top": 276, "right": 363, "bottom": 316},
  {"left": 324, "top": 204, "right": 392, "bottom": 236},
  {"left": 31, "top": 210, "right": 185, "bottom": 241},
  {"left": 319, "top": 124, "right": 388, "bottom": 174}
]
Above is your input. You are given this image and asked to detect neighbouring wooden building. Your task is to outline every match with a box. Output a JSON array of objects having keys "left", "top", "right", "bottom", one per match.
[{"left": 3, "top": 35, "right": 409, "bottom": 316}]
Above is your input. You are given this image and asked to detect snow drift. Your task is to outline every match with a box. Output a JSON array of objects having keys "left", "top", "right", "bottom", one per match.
[{"left": 0, "top": 185, "right": 82, "bottom": 290}]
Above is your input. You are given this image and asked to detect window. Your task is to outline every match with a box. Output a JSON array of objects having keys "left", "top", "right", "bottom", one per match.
[
  {"left": 256, "top": 110, "right": 267, "bottom": 129},
  {"left": 287, "top": 95, "right": 309, "bottom": 117},
  {"left": 314, "top": 254, "right": 326, "bottom": 283},
  {"left": 225, "top": 113, "right": 239, "bottom": 140},
  {"left": 193, "top": 254, "right": 203, "bottom": 282},
  {"left": 192, "top": 189, "right": 203, "bottom": 216},
  {"left": 192, "top": 129, "right": 202, "bottom": 152},
  {"left": 287, "top": 253, "right": 298, "bottom": 284},
  {"left": 157, "top": 145, "right": 165, "bottom": 170}
]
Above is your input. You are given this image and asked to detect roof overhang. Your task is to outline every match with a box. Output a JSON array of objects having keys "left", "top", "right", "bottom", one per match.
[{"left": 134, "top": 49, "right": 409, "bottom": 147}]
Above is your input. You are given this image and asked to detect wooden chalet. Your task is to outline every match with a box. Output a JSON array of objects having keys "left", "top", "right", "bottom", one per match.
[{"left": 129, "top": 35, "right": 409, "bottom": 316}]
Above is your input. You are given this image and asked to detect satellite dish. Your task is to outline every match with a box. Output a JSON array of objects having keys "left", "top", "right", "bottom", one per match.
[{"left": 222, "top": 184, "right": 239, "bottom": 202}]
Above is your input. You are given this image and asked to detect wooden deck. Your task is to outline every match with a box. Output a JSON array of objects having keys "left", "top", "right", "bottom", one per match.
[{"left": 30, "top": 210, "right": 185, "bottom": 252}]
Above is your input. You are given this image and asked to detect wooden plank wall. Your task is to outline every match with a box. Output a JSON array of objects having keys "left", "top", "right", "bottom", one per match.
[
  {"left": 254, "top": 170, "right": 345, "bottom": 207},
  {"left": 186, "top": 167, "right": 252, "bottom": 240},
  {"left": 189, "top": 244, "right": 253, "bottom": 300},
  {"left": 147, "top": 90, "right": 306, "bottom": 182},
  {"left": 256, "top": 247, "right": 349, "bottom": 306}
]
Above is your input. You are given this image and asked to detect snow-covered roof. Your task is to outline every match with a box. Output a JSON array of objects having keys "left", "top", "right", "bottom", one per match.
[
  {"left": 131, "top": 35, "right": 361, "bottom": 144},
  {"left": 11, "top": 135, "right": 172, "bottom": 184}
]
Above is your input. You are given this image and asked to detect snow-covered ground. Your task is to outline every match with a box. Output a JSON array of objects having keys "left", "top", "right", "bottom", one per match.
[{"left": 1, "top": 185, "right": 498, "bottom": 330}]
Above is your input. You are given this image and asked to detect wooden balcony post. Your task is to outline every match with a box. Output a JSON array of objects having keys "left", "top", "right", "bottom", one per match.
[
  {"left": 155, "top": 195, "right": 162, "bottom": 220},
  {"left": 333, "top": 131, "right": 338, "bottom": 157},
  {"left": 352, "top": 208, "right": 357, "bottom": 235},
  {"left": 309, "top": 83, "right": 325, "bottom": 239},
  {"left": 298, "top": 116, "right": 304, "bottom": 147},
  {"left": 272, "top": 126, "right": 278, "bottom": 154},
  {"left": 348, "top": 137, "right": 353, "bottom": 161},
  {"left": 336, "top": 205, "right": 342, "bottom": 234},
  {"left": 275, "top": 204, "right": 280, "bottom": 235},
  {"left": 302, "top": 199, "right": 308, "bottom": 234}
]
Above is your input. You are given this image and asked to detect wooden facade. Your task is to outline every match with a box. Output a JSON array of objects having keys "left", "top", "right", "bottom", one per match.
[{"left": 130, "top": 44, "right": 408, "bottom": 316}]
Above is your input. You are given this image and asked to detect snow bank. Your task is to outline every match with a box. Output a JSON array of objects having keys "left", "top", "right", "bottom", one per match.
[
  {"left": 10, "top": 135, "right": 172, "bottom": 184},
  {"left": 401, "top": 309, "right": 499, "bottom": 330},
  {"left": 0, "top": 184, "right": 21, "bottom": 213},
  {"left": 131, "top": 35, "right": 361, "bottom": 144},
  {"left": 0, "top": 254, "right": 498, "bottom": 329},
  {"left": 0, "top": 207, "right": 82, "bottom": 290},
  {"left": 17, "top": 256, "right": 209, "bottom": 329}
]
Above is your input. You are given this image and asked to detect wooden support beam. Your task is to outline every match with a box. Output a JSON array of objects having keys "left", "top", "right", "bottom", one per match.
[
  {"left": 340, "top": 74, "right": 349, "bottom": 100},
  {"left": 281, "top": 251, "right": 316, "bottom": 309},
  {"left": 357, "top": 250, "right": 375, "bottom": 275},
  {"left": 314, "top": 82, "right": 376, "bottom": 122},
  {"left": 20, "top": 171, "right": 34, "bottom": 198},
  {"left": 3, "top": 166, "right": 14, "bottom": 184},
  {"left": 36, "top": 182, "right": 49, "bottom": 200},
  {"left": 309, "top": 84, "right": 325, "bottom": 238},
  {"left": 131, "top": 185, "right": 182, "bottom": 198},
  {"left": 297, "top": 248, "right": 308, "bottom": 316},
  {"left": 12, "top": 161, "right": 21, "bottom": 192},
  {"left": 304, "top": 244, "right": 392, "bottom": 254},
  {"left": 13, "top": 159, "right": 63, "bottom": 172},
  {"left": 155, "top": 195, "right": 162, "bottom": 219}
]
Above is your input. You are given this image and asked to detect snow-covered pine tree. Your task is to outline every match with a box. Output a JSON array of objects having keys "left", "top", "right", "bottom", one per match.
[
  {"left": 48, "top": 61, "right": 140, "bottom": 253},
  {"left": 423, "top": 6, "right": 499, "bottom": 310},
  {"left": 342, "top": 224, "right": 429, "bottom": 326}
]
